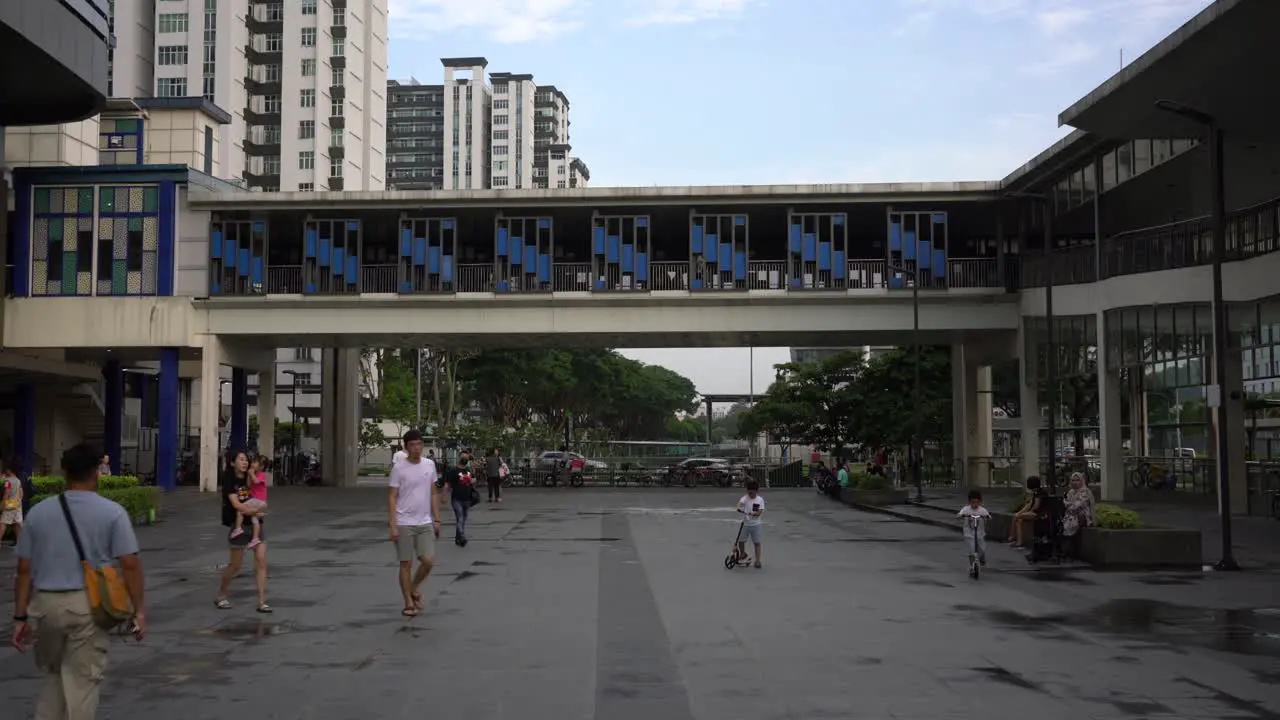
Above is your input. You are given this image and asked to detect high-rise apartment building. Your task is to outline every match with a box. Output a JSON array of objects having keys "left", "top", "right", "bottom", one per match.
[
  {"left": 386, "top": 57, "right": 589, "bottom": 191},
  {"left": 102, "top": 0, "right": 387, "bottom": 191}
]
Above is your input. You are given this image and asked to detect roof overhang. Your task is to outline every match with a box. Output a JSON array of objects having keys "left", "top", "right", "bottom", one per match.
[{"left": 1058, "top": 0, "right": 1280, "bottom": 141}]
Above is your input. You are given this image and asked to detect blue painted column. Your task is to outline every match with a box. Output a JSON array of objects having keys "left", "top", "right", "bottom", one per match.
[
  {"left": 157, "top": 349, "right": 180, "bottom": 491},
  {"left": 103, "top": 359, "right": 124, "bottom": 475},
  {"left": 230, "top": 367, "right": 248, "bottom": 451},
  {"left": 12, "top": 178, "right": 31, "bottom": 296},
  {"left": 157, "top": 181, "right": 176, "bottom": 296},
  {"left": 13, "top": 384, "right": 35, "bottom": 478}
]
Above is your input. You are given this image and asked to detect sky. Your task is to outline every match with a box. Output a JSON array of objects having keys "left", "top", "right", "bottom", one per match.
[{"left": 386, "top": 0, "right": 1213, "bottom": 395}]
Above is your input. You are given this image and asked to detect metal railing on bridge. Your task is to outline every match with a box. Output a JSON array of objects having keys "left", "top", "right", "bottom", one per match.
[{"left": 206, "top": 257, "right": 1005, "bottom": 296}]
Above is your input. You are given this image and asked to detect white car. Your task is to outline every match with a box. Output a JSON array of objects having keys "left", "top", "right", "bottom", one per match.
[{"left": 537, "top": 451, "right": 608, "bottom": 471}]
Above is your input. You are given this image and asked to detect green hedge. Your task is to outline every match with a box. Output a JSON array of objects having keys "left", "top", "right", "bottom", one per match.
[
  {"left": 1094, "top": 503, "right": 1142, "bottom": 529},
  {"left": 16, "top": 475, "right": 160, "bottom": 530},
  {"left": 32, "top": 474, "right": 141, "bottom": 494},
  {"left": 854, "top": 473, "right": 891, "bottom": 491}
]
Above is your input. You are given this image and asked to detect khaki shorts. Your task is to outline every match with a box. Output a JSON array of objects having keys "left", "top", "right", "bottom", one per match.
[{"left": 395, "top": 524, "right": 436, "bottom": 562}]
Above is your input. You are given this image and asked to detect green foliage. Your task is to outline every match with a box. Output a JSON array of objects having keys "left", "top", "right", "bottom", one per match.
[
  {"left": 375, "top": 350, "right": 421, "bottom": 434},
  {"left": 248, "top": 415, "right": 260, "bottom": 448},
  {"left": 854, "top": 473, "right": 890, "bottom": 491},
  {"left": 358, "top": 420, "right": 387, "bottom": 462},
  {"left": 855, "top": 347, "right": 952, "bottom": 449},
  {"left": 32, "top": 475, "right": 141, "bottom": 494},
  {"left": 1094, "top": 503, "right": 1142, "bottom": 529},
  {"left": 275, "top": 421, "right": 303, "bottom": 451}
]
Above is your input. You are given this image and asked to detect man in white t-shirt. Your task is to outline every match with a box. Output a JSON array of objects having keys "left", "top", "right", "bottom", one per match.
[
  {"left": 387, "top": 429, "right": 439, "bottom": 617},
  {"left": 390, "top": 445, "right": 407, "bottom": 469},
  {"left": 735, "top": 481, "right": 766, "bottom": 568}
]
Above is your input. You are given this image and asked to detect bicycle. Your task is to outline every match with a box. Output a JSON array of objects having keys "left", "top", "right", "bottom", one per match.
[{"left": 1128, "top": 461, "right": 1177, "bottom": 490}]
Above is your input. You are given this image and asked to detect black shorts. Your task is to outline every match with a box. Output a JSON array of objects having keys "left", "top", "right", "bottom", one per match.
[{"left": 227, "top": 523, "right": 265, "bottom": 547}]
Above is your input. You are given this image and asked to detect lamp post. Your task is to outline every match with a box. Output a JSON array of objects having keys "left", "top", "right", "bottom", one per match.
[
  {"left": 1154, "top": 99, "right": 1238, "bottom": 571},
  {"left": 282, "top": 369, "right": 299, "bottom": 481},
  {"left": 888, "top": 261, "right": 923, "bottom": 503}
]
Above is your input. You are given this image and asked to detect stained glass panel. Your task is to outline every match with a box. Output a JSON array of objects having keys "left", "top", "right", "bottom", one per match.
[
  {"left": 112, "top": 260, "right": 127, "bottom": 294},
  {"left": 95, "top": 184, "right": 162, "bottom": 295},
  {"left": 50, "top": 189, "right": 64, "bottom": 212},
  {"left": 143, "top": 187, "right": 159, "bottom": 212},
  {"left": 141, "top": 253, "right": 158, "bottom": 293},
  {"left": 31, "top": 262, "right": 47, "bottom": 295},
  {"left": 99, "top": 218, "right": 113, "bottom": 239},
  {"left": 62, "top": 190, "right": 78, "bottom": 213},
  {"left": 46, "top": 279, "right": 60, "bottom": 295},
  {"left": 34, "top": 188, "right": 50, "bottom": 214},
  {"left": 114, "top": 188, "right": 128, "bottom": 211},
  {"left": 126, "top": 271, "right": 142, "bottom": 294},
  {"left": 97, "top": 278, "right": 112, "bottom": 295},
  {"left": 33, "top": 220, "right": 49, "bottom": 260},
  {"left": 77, "top": 188, "right": 93, "bottom": 214},
  {"left": 76, "top": 272, "right": 92, "bottom": 295},
  {"left": 128, "top": 187, "right": 144, "bottom": 212}
]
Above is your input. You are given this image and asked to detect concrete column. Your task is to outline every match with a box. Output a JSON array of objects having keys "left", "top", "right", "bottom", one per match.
[
  {"left": 229, "top": 367, "right": 248, "bottom": 451},
  {"left": 1018, "top": 318, "right": 1040, "bottom": 481},
  {"left": 103, "top": 360, "right": 124, "bottom": 475},
  {"left": 257, "top": 368, "right": 275, "bottom": 485},
  {"left": 952, "top": 345, "right": 995, "bottom": 488},
  {"left": 974, "top": 364, "right": 993, "bottom": 485},
  {"left": 1216, "top": 346, "right": 1248, "bottom": 514},
  {"left": 320, "top": 348, "right": 338, "bottom": 485},
  {"left": 157, "top": 349, "right": 180, "bottom": 491},
  {"left": 1095, "top": 311, "right": 1124, "bottom": 502},
  {"left": 199, "top": 338, "right": 224, "bottom": 492},
  {"left": 335, "top": 348, "right": 361, "bottom": 486},
  {"left": 13, "top": 383, "right": 35, "bottom": 478},
  {"left": 951, "top": 345, "right": 973, "bottom": 486}
]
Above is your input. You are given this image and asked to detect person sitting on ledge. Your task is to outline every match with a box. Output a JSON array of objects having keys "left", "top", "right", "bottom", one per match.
[{"left": 1007, "top": 475, "right": 1046, "bottom": 549}]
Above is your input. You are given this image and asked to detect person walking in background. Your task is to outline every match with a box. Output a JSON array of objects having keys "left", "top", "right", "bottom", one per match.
[
  {"left": 388, "top": 430, "right": 439, "bottom": 617},
  {"left": 2, "top": 464, "right": 25, "bottom": 547},
  {"left": 11, "top": 443, "right": 146, "bottom": 720},
  {"left": 441, "top": 451, "right": 475, "bottom": 546},
  {"left": 485, "top": 448, "right": 503, "bottom": 503},
  {"left": 97, "top": 455, "right": 111, "bottom": 477},
  {"left": 214, "top": 450, "right": 271, "bottom": 613}
]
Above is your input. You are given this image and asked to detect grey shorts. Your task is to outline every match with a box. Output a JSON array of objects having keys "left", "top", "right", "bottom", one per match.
[
  {"left": 395, "top": 524, "right": 436, "bottom": 562},
  {"left": 741, "top": 524, "right": 763, "bottom": 544}
]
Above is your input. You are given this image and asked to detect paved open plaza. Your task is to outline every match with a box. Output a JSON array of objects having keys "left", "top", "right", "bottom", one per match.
[{"left": 2, "top": 487, "right": 1279, "bottom": 720}]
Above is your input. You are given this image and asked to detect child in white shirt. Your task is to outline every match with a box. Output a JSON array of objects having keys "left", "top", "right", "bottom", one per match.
[
  {"left": 957, "top": 489, "right": 990, "bottom": 568},
  {"left": 735, "top": 481, "right": 766, "bottom": 568}
]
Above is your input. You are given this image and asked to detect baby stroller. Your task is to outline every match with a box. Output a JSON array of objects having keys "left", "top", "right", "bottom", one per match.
[{"left": 1026, "top": 494, "right": 1068, "bottom": 564}]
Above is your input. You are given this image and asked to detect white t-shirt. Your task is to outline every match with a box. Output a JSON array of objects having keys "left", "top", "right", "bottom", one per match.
[
  {"left": 958, "top": 505, "right": 990, "bottom": 536},
  {"left": 737, "top": 494, "right": 765, "bottom": 526},
  {"left": 389, "top": 457, "right": 437, "bottom": 526},
  {"left": 391, "top": 450, "right": 407, "bottom": 466}
]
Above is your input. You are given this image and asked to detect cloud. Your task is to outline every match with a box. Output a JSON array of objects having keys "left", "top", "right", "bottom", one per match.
[
  {"left": 388, "top": 0, "right": 586, "bottom": 43},
  {"left": 1023, "top": 40, "right": 1099, "bottom": 75},
  {"left": 1034, "top": 5, "right": 1091, "bottom": 34},
  {"left": 625, "top": 0, "right": 752, "bottom": 26}
]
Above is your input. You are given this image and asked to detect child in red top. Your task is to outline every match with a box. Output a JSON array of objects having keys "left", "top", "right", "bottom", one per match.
[{"left": 230, "top": 455, "right": 269, "bottom": 548}]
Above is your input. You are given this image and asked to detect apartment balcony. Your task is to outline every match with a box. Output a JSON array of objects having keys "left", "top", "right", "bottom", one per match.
[
  {"left": 243, "top": 137, "right": 281, "bottom": 157},
  {"left": 244, "top": 76, "right": 282, "bottom": 97},
  {"left": 244, "top": 45, "right": 282, "bottom": 66},
  {"left": 242, "top": 171, "right": 281, "bottom": 189},
  {"left": 245, "top": 16, "right": 283, "bottom": 34},
  {"left": 243, "top": 108, "right": 281, "bottom": 126}
]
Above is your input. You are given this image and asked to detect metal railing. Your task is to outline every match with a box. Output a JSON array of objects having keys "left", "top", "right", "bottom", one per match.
[{"left": 204, "top": 257, "right": 1008, "bottom": 296}]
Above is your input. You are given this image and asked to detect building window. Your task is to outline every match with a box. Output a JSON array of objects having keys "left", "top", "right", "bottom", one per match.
[
  {"left": 298, "top": 183, "right": 314, "bottom": 192},
  {"left": 302, "top": 0, "right": 316, "bottom": 14},
  {"left": 330, "top": 158, "right": 343, "bottom": 178},
  {"left": 158, "top": 45, "right": 188, "bottom": 65},
  {"left": 493, "top": 114, "right": 508, "bottom": 125},
  {"left": 300, "top": 89, "right": 315, "bottom": 108},
  {"left": 332, "top": 9, "right": 345, "bottom": 25},
  {"left": 262, "top": 64, "right": 281, "bottom": 82},
  {"left": 261, "top": 2, "right": 284, "bottom": 21},
  {"left": 301, "top": 58, "right": 316, "bottom": 76},
  {"left": 30, "top": 185, "right": 162, "bottom": 297},
  {"left": 263, "top": 95, "right": 281, "bottom": 113},
  {"left": 331, "top": 67, "right": 344, "bottom": 87},
  {"left": 330, "top": 128, "right": 343, "bottom": 147},
  {"left": 299, "top": 120, "right": 315, "bottom": 139},
  {"left": 299, "top": 151, "right": 315, "bottom": 170},
  {"left": 331, "top": 99, "right": 343, "bottom": 117},
  {"left": 557, "top": 181, "right": 566, "bottom": 188},
  {"left": 301, "top": 27, "right": 316, "bottom": 47},
  {"left": 493, "top": 160, "right": 507, "bottom": 172},
  {"left": 493, "top": 129, "right": 508, "bottom": 140},
  {"left": 493, "top": 83, "right": 507, "bottom": 94},
  {"left": 157, "top": 13, "right": 189, "bottom": 32},
  {"left": 263, "top": 33, "right": 282, "bottom": 52},
  {"left": 492, "top": 177, "right": 508, "bottom": 187},
  {"left": 493, "top": 145, "right": 508, "bottom": 156},
  {"left": 293, "top": 372, "right": 313, "bottom": 385},
  {"left": 157, "top": 77, "right": 188, "bottom": 97},
  {"left": 332, "top": 38, "right": 345, "bottom": 56},
  {"left": 493, "top": 99, "right": 508, "bottom": 110}
]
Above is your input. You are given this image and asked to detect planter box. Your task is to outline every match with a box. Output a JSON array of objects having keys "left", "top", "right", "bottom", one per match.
[
  {"left": 984, "top": 512, "right": 1017, "bottom": 542},
  {"left": 1079, "top": 526, "right": 1203, "bottom": 568},
  {"left": 840, "top": 488, "right": 910, "bottom": 507}
]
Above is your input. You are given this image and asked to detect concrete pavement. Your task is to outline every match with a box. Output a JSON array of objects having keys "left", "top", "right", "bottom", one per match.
[{"left": 1, "top": 487, "right": 1278, "bottom": 719}]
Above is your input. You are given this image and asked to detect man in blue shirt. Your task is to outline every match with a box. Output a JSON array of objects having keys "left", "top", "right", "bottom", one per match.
[{"left": 11, "top": 443, "right": 146, "bottom": 720}]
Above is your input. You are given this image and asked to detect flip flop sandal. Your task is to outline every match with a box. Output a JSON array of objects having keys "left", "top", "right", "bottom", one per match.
[
  {"left": 214, "top": 598, "right": 231, "bottom": 610},
  {"left": 401, "top": 607, "right": 419, "bottom": 617},
  {"left": 256, "top": 604, "right": 273, "bottom": 614}
]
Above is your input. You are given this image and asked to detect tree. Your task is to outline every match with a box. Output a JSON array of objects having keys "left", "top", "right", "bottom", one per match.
[
  {"left": 855, "top": 347, "right": 952, "bottom": 450},
  {"left": 358, "top": 420, "right": 387, "bottom": 463},
  {"left": 738, "top": 350, "right": 868, "bottom": 455},
  {"left": 374, "top": 349, "right": 419, "bottom": 437},
  {"left": 275, "top": 421, "right": 303, "bottom": 452}
]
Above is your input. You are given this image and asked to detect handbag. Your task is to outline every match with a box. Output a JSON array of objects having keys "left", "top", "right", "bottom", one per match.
[
  {"left": 469, "top": 486, "right": 482, "bottom": 507},
  {"left": 58, "top": 494, "right": 134, "bottom": 630},
  {"left": 2, "top": 480, "right": 18, "bottom": 511}
]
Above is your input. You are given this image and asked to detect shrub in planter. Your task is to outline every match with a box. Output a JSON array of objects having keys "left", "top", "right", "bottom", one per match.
[
  {"left": 1093, "top": 503, "right": 1142, "bottom": 529},
  {"left": 855, "top": 474, "right": 890, "bottom": 491},
  {"left": 28, "top": 483, "right": 159, "bottom": 526},
  {"left": 32, "top": 475, "right": 141, "bottom": 494}
]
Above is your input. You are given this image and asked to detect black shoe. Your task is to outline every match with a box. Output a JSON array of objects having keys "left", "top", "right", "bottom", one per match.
[
  {"left": 459, "top": 536, "right": 468, "bottom": 547},
  {"left": 454, "top": 536, "right": 463, "bottom": 546},
  {"left": 979, "top": 556, "right": 987, "bottom": 566}
]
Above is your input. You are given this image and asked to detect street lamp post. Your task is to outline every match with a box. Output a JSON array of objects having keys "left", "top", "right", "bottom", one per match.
[
  {"left": 888, "top": 262, "right": 923, "bottom": 503},
  {"left": 1154, "top": 99, "right": 1239, "bottom": 571}
]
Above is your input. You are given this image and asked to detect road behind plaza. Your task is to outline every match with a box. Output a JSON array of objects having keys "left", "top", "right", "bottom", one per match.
[{"left": 2, "top": 487, "right": 1279, "bottom": 720}]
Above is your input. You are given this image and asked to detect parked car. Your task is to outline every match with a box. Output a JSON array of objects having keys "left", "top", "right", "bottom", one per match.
[{"left": 537, "top": 450, "right": 608, "bottom": 471}]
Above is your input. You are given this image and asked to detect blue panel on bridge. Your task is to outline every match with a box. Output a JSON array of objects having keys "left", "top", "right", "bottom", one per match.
[
  {"left": 225, "top": 240, "right": 237, "bottom": 266},
  {"left": 211, "top": 281, "right": 221, "bottom": 294},
  {"left": 889, "top": 221, "right": 902, "bottom": 251},
  {"left": 443, "top": 219, "right": 455, "bottom": 230},
  {"left": 332, "top": 247, "right": 345, "bottom": 275},
  {"left": 933, "top": 249, "right": 946, "bottom": 278},
  {"left": 251, "top": 257, "right": 263, "bottom": 284},
  {"left": 889, "top": 274, "right": 904, "bottom": 289},
  {"left": 442, "top": 256, "right": 453, "bottom": 282},
  {"left": 705, "top": 234, "right": 717, "bottom": 262},
  {"left": 818, "top": 242, "right": 831, "bottom": 271},
  {"left": 636, "top": 253, "right": 648, "bottom": 282},
  {"left": 253, "top": 221, "right": 265, "bottom": 233},
  {"left": 606, "top": 235, "right": 619, "bottom": 263},
  {"left": 413, "top": 238, "right": 426, "bottom": 265},
  {"left": 593, "top": 226, "right": 605, "bottom": 254},
  {"left": 539, "top": 218, "right": 551, "bottom": 229},
  {"left": 802, "top": 233, "right": 816, "bottom": 262},
  {"left": 238, "top": 249, "right": 250, "bottom": 276},
  {"left": 346, "top": 256, "right": 357, "bottom": 284},
  {"left": 933, "top": 213, "right": 946, "bottom": 224},
  {"left": 400, "top": 228, "right": 412, "bottom": 256},
  {"left": 347, "top": 221, "right": 358, "bottom": 232},
  {"left": 691, "top": 224, "right": 703, "bottom": 254},
  {"left": 919, "top": 241, "right": 932, "bottom": 269},
  {"left": 790, "top": 224, "right": 801, "bottom": 253},
  {"left": 305, "top": 229, "right": 316, "bottom": 258},
  {"left": 834, "top": 213, "right": 845, "bottom": 226},
  {"left": 497, "top": 280, "right": 510, "bottom": 292},
  {"left": 211, "top": 230, "right": 223, "bottom": 258},
  {"left": 401, "top": 281, "right": 412, "bottom": 293},
  {"left": 497, "top": 227, "right": 508, "bottom": 256},
  {"left": 621, "top": 244, "right": 633, "bottom": 272},
  {"left": 903, "top": 232, "right": 917, "bottom": 260},
  {"left": 735, "top": 215, "right": 746, "bottom": 226},
  {"left": 428, "top": 246, "right": 440, "bottom": 273},
  {"left": 733, "top": 251, "right": 746, "bottom": 280},
  {"left": 318, "top": 238, "right": 330, "bottom": 267},
  {"left": 833, "top": 251, "right": 846, "bottom": 279},
  {"left": 538, "top": 254, "right": 550, "bottom": 282},
  {"left": 636, "top": 216, "right": 649, "bottom": 228},
  {"left": 691, "top": 278, "right": 703, "bottom": 290},
  {"left": 510, "top": 237, "right": 522, "bottom": 265},
  {"left": 524, "top": 245, "right": 536, "bottom": 271}
]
